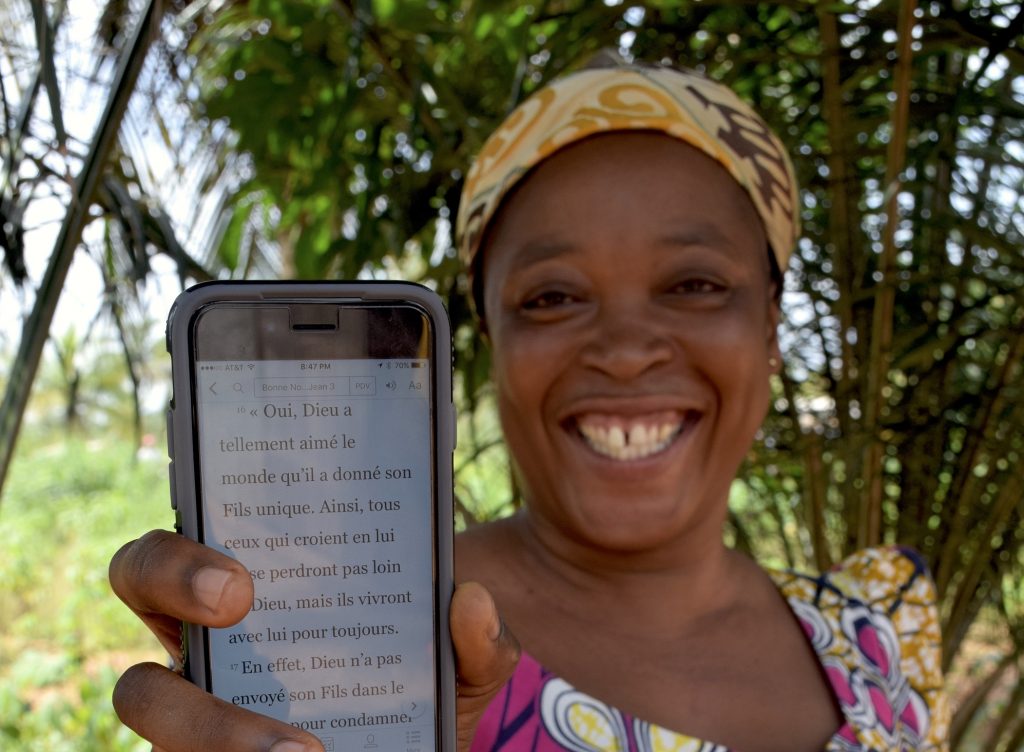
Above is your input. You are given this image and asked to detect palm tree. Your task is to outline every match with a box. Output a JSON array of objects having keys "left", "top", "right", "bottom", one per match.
[{"left": 0, "top": 0, "right": 272, "bottom": 495}]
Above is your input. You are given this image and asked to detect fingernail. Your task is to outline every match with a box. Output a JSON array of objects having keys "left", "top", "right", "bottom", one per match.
[
  {"left": 270, "top": 741, "right": 313, "bottom": 752},
  {"left": 488, "top": 609, "right": 502, "bottom": 642},
  {"left": 193, "top": 566, "right": 232, "bottom": 612}
]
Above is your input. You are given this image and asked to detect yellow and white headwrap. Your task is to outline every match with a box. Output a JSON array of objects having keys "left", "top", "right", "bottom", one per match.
[{"left": 456, "top": 62, "right": 800, "bottom": 280}]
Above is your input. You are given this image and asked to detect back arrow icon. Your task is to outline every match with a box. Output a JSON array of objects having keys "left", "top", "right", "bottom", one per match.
[{"left": 209, "top": 382, "right": 218, "bottom": 395}]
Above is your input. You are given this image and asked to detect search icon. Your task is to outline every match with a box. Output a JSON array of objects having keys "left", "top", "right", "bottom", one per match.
[{"left": 233, "top": 382, "right": 243, "bottom": 393}]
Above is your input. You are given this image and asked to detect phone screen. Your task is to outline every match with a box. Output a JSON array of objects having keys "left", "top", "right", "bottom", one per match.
[{"left": 190, "top": 304, "right": 439, "bottom": 752}]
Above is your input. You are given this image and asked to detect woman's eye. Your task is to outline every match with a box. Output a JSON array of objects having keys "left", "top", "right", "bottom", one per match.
[
  {"left": 522, "top": 290, "right": 577, "bottom": 310},
  {"left": 673, "top": 278, "right": 726, "bottom": 294}
]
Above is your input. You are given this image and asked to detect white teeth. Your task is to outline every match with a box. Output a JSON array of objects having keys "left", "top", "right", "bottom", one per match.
[
  {"left": 577, "top": 420, "right": 684, "bottom": 461},
  {"left": 609, "top": 426, "right": 625, "bottom": 449}
]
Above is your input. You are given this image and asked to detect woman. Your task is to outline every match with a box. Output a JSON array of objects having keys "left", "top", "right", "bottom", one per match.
[{"left": 110, "top": 59, "right": 948, "bottom": 751}]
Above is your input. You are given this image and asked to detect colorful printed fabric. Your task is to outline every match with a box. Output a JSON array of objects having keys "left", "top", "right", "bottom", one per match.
[
  {"left": 471, "top": 547, "right": 949, "bottom": 752},
  {"left": 455, "top": 62, "right": 801, "bottom": 278}
]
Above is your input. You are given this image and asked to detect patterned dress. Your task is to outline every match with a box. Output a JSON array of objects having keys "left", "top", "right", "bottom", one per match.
[{"left": 471, "top": 547, "right": 949, "bottom": 752}]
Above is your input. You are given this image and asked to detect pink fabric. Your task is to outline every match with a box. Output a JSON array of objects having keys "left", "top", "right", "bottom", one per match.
[
  {"left": 470, "top": 548, "right": 943, "bottom": 751},
  {"left": 471, "top": 652, "right": 565, "bottom": 752}
]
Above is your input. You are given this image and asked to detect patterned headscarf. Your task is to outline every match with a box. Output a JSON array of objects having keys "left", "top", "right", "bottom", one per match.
[{"left": 456, "top": 62, "right": 800, "bottom": 283}]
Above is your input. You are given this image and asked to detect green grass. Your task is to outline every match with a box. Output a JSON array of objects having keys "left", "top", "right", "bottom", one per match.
[{"left": 0, "top": 435, "right": 171, "bottom": 750}]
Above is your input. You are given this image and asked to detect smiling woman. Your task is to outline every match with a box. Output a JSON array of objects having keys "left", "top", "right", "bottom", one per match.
[
  {"left": 452, "top": 59, "right": 949, "bottom": 752},
  {"left": 107, "top": 58, "right": 949, "bottom": 752}
]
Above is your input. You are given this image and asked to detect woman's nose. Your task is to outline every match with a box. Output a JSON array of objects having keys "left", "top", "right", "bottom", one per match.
[{"left": 578, "top": 304, "right": 674, "bottom": 381}]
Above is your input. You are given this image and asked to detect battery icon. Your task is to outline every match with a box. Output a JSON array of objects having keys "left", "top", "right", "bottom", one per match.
[{"left": 411, "top": 362, "right": 424, "bottom": 368}]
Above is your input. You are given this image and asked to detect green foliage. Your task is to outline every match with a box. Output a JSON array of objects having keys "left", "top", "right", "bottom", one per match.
[
  {"left": 0, "top": 656, "right": 147, "bottom": 752},
  {"left": 0, "top": 437, "right": 168, "bottom": 750}
]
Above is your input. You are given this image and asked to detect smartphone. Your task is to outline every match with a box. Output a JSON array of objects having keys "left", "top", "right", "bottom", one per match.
[{"left": 165, "top": 281, "right": 455, "bottom": 752}]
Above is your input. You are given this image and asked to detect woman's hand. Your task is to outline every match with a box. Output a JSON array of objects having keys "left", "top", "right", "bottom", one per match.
[
  {"left": 109, "top": 530, "right": 519, "bottom": 752},
  {"left": 449, "top": 581, "right": 521, "bottom": 750},
  {"left": 109, "top": 530, "right": 319, "bottom": 752}
]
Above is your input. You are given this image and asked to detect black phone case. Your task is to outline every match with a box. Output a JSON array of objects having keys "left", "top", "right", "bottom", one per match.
[{"left": 165, "top": 280, "right": 456, "bottom": 751}]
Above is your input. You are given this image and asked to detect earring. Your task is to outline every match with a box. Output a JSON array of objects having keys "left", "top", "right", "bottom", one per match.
[{"left": 768, "top": 356, "right": 780, "bottom": 368}]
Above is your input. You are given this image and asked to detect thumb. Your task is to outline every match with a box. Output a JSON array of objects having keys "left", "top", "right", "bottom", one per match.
[{"left": 450, "top": 582, "right": 520, "bottom": 751}]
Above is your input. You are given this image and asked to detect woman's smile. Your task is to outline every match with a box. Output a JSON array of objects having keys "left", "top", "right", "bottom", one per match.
[
  {"left": 574, "top": 410, "right": 692, "bottom": 462},
  {"left": 559, "top": 395, "right": 703, "bottom": 463}
]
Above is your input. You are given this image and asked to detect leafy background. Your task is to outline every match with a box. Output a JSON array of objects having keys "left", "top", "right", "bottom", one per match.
[{"left": 1, "top": 0, "right": 1022, "bottom": 748}]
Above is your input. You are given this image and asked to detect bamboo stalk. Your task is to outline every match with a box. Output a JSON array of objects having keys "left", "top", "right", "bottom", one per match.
[
  {"left": 768, "top": 490, "right": 798, "bottom": 570},
  {"left": 803, "top": 431, "right": 832, "bottom": 571},
  {"left": 950, "top": 651, "right": 1018, "bottom": 748},
  {"left": 944, "top": 464, "right": 1024, "bottom": 663},
  {"left": 981, "top": 668, "right": 1024, "bottom": 752},
  {"left": 998, "top": 701, "right": 1024, "bottom": 752},
  {"left": 778, "top": 364, "right": 832, "bottom": 570},
  {"left": 936, "top": 330, "right": 1024, "bottom": 596},
  {"left": 860, "top": 0, "right": 917, "bottom": 548},
  {"left": 815, "top": 6, "right": 856, "bottom": 444}
]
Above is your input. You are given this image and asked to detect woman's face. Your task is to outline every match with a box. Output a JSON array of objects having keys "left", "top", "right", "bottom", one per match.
[{"left": 481, "top": 132, "right": 781, "bottom": 553}]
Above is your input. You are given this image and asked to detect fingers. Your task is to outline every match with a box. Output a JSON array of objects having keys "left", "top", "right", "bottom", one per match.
[
  {"left": 113, "top": 662, "right": 323, "bottom": 752},
  {"left": 109, "top": 530, "right": 254, "bottom": 656},
  {"left": 450, "top": 582, "right": 520, "bottom": 751},
  {"left": 111, "top": 539, "right": 514, "bottom": 751}
]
